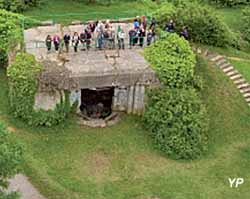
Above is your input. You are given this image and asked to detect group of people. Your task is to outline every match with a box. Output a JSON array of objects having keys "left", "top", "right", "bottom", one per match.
[
  {"left": 165, "top": 19, "right": 189, "bottom": 40},
  {"left": 45, "top": 16, "right": 158, "bottom": 53},
  {"left": 45, "top": 16, "right": 189, "bottom": 53}
]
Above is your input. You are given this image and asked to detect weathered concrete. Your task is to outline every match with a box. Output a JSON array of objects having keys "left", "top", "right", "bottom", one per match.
[
  {"left": 34, "top": 91, "right": 61, "bottom": 111},
  {"left": 24, "top": 23, "right": 158, "bottom": 115}
]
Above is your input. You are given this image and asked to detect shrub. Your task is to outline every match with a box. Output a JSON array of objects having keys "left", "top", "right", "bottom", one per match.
[
  {"left": 0, "top": 122, "right": 23, "bottom": 197},
  {"left": 208, "top": 0, "right": 250, "bottom": 7},
  {"left": 0, "top": 0, "right": 42, "bottom": 12},
  {"left": 143, "top": 88, "right": 208, "bottom": 160},
  {"left": 153, "top": 2, "right": 237, "bottom": 47},
  {"left": 242, "top": 7, "right": 250, "bottom": 43},
  {"left": 144, "top": 33, "right": 196, "bottom": 88},
  {"left": 7, "top": 53, "right": 70, "bottom": 127}
]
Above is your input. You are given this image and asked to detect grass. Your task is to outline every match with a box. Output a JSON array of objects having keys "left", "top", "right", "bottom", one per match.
[
  {"left": 230, "top": 59, "right": 250, "bottom": 82},
  {"left": 216, "top": 7, "right": 244, "bottom": 31},
  {"left": 22, "top": 0, "right": 153, "bottom": 24},
  {"left": 1, "top": 55, "right": 250, "bottom": 198}
]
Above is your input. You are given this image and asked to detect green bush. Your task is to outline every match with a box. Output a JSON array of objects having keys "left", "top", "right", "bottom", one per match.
[
  {"left": 242, "top": 7, "right": 250, "bottom": 43},
  {"left": 208, "top": 0, "right": 250, "bottom": 7},
  {"left": 0, "top": 122, "right": 23, "bottom": 197},
  {"left": 7, "top": 53, "right": 70, "bottom": 127},
  {"left": 143, "top": 88, "right": 208, "bottom": 160},
  {"left": 144, "top": 33, "right": 196, "bottom": 88},
  {"left": 153, "top": 2, "right": 237, "bottom": 47},
  {"left": 0, "top": 0, "right": 42, "bottom": 12}
]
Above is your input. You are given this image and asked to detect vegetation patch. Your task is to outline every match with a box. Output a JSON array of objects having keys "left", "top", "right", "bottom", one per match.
[
  {"left": 7, "top": 53, "right": 71, "bottom": 127},
  {"left": 154, "top": 2, "right": 240, "bottom": 48}
]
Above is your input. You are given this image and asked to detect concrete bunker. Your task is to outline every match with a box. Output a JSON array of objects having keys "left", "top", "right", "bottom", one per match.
[
  {"left": 23, "top": 21, "right": 159, "bottom": 127},
  {"left": 80, "top": 87, "right": 114, "bottom": 119}
]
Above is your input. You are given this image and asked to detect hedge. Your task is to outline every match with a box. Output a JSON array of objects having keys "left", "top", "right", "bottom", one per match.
[
  {"left": 7, "top": 53, "right": 71, "bottom": 127},
  {"left": 144, "top": 33, "right": 196, "bottom": 88},
  {"left": 153, "top": 2, "right": 239, "bottom": 47}
]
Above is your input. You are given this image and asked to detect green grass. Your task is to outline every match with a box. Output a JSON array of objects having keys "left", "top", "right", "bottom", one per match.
[
  {"left": 216, "top": 7, "right": 244, "bottom": 31},
  {"left": 1, "top": 56, "right": 250, "bottom": 198},
  {"left": 230, "top": 59, "right": 250, "bottom": 81},
  {"left": 22, "top": 0, "right": 153, "bottom": 24}
]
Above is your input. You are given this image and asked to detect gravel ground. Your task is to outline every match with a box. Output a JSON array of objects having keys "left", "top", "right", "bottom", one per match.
[{"left": 7, "top": 174, "right": 46, "bottom": 199}]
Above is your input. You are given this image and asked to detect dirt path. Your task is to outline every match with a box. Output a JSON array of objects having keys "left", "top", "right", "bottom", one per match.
[{"left": 7, "top": 174, "right": 46, "bottom": 199}]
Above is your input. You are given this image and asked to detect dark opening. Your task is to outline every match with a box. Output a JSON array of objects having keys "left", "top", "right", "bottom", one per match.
[{"left": 80, "top": 87, "right": 114, "bottom": 119}]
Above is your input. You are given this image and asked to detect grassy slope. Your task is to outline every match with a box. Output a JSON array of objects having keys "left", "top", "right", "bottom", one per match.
[
  {"left": 1, "top": 56, "right": 250, "bottom": 198},
  {"left": 22, "top": 0, "right": 153, "bottom": 23},
  {"left": 230, "top": 59, "right": 250, "bottom": 81}
]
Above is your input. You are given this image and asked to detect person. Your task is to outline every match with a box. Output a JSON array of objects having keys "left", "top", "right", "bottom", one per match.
[
  {"left": 63, "top": 33, "right": 71, "bottom": 52},
  {"left": 105, "top": 19, "right": 111, "bottom": 29},
  {"left": 141, "top": 16, "right": 147, "bottom": 30},
  {"left": 149, "top": 17, "right": 156, "bottom": 31},
  {"left": 128, "top": 28, "right": 137, "bottom": 48},
  {"left": 53, "top": 35, "right": 61, "bottom": 51},
  {"left": 109, "top": 25, "right": 115, "bottom": 49},
  {"left": 146, "top": 29, "right": 153, "bottom": 46},
  {"left": 134, "top": 16, "right": 140, "bottom": 29},
  {"left": 80, "top": 31, "right": 86, "bottom": 50},
  {"left": 45, "top": 35, "right": 52, "bottom": 52},
  {"left": 166, "top": 19, "right": 174, "bottom": 33},
  {"left": 95, "top": 21, "right": 104, "bottom": 49},
  {"left": 139, "top": 26, "right": 146, "bottom": 47},
  {"left": 85, "top": 28, "right": 92, "bottom": 50},
  {"left": 88, "top": 21, "right": 96, "bottom": 37},
  {"left": 181, "top": 26, "right": 189, "bottom": 40},
  {"left": 72, "top": 32, "right": 80, "bottom": 52},
  {"left": 117, "top": 26, "right": 125, "bottom": 50}
]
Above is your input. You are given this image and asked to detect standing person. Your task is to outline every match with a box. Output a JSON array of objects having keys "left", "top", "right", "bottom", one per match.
[
  {"left": 134, "top": 16, "right": 140, "bottom": 29},
  {"left": 117, "top": 26, "right": 125, "bottom": 50},
  {"left": 139, "top": 26, "right": 146, "bottom": 48},
  {"left": 146, "top": 29, "right": 153, "bottom": 46},
  {"left": 149, "top": 17, "right": 157, "bottom": 31},
  {"left": 128, "top": 28, "right": 137, "bottom": 48},
  {"left": 95, "top": 21, "right": 104, "bottom": 49},
  {"left": 63, "top": 33, "right": 71, "bottom": 53},
  {"left": 166, "top": 19, "right": 175, "bottom": 33},
  {"left": 141, "top": 16, "right": 147, "bottom": 30},
  {"left": 45, "top": 35, "right": 52, "bottom": 52},
  {"left": 85, "top": 28, "right": 92, "bottom": 50},
  {"left": 109, "top": 25, "right": 115, "bottom": 49},
  {"left": 88, "top": 21, "right": 96, "bottom": 36},
  {"left": 80, "top": 31, "right": 86, "bottom": 50},
  {"left": 181, "top": 26, "right": 189, "bottom": 40},
  {"left": 53, "top": 34, "right": 61, "bottom": 51},
  {"left": 72, "top": 32, "right": 80, "bottom": 52}
]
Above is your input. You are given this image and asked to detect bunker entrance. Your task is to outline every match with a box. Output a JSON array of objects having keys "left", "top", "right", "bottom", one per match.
[{"left": 80, "top": 87, "right": 114, "bottom": 119}]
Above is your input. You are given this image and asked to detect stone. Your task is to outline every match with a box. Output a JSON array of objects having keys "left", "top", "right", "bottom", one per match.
[
  {"left": 210, "top": 55, "right": 224, "bottom": 62},
  {"left": 223, "top": 66, "right": 234, "bottom": 73}
]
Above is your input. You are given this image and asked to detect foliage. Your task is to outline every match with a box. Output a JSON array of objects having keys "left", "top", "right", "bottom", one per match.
[
  {"left": 0, "top": 192, "right": 19, "bottom": 199},
  {"left": 153, "top": 2, "right": 238, "bottom": 47},
  {"left": 208, "top": 0, "right": 250, "bottom": 7},
  {"left": 0, "top": 122, "right": 23, "bottom": 197},
  {"left": 0, "top": 0, "right": 42, "bottom": 12},
  {"left": 242, "top": 7, "right": 250, "bottom": 43},
  {"left": 143, "top": 88, "right": 208, "bottom": 160},
  {"left": 144, "top": 33, "right": 196, "bottom": 88},
  {"left": 0, "top": 10, "right": 22, "bottom": 67},
  {"left": 7, "top": 53, "right": 70, "bottom": 127}
]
